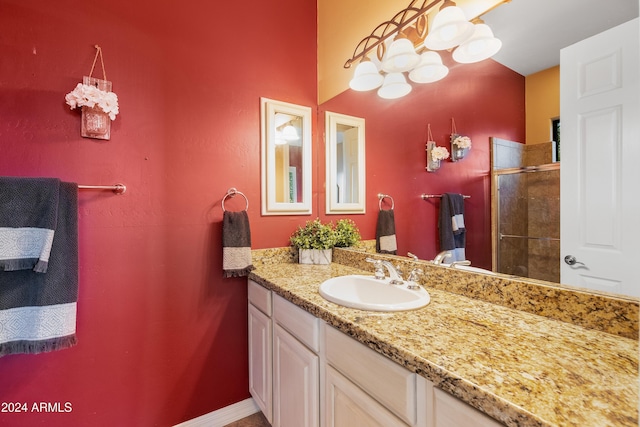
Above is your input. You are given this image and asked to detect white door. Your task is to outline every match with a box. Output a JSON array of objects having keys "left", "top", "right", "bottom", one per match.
[{"left": 560, "top": 18, "right": 640, "bottom": 297}]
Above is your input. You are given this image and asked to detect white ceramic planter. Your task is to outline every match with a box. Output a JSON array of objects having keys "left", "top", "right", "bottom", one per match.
[{"left": 299, "top": 249, "right": 332, "bottom": 265}]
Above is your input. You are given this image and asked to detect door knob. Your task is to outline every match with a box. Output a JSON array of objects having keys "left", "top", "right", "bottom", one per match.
[{"left": 564, "top": 255, "right": 585, "bottom": 266}]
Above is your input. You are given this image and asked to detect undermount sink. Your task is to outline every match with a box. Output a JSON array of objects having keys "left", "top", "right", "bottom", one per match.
[{"left": 319, "top": 275, "right": 430, "bottom": 312}]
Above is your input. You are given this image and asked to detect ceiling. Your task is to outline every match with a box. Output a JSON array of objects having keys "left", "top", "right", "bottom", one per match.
[{"left": 482, "top": 0, "right": 639, "bottom": 76}]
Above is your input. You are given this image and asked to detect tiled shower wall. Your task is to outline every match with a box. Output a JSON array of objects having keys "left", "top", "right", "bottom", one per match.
[
  {"left": 524, "top": 144, "right": 560, "bottom": 282},
  {"left": 492, "top": 139, "right": 560, "bottom": 282},
  {"left": 493, "top": 138, "right": 528, "bottom": 276}
]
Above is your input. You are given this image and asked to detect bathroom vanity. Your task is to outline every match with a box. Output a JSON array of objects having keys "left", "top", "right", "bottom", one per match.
[
  {"left": 247, "top": 248, "right": 639, "bottom": 427},
  {"left": 248, "top": 280, "right": 502, "bottom": 427}
]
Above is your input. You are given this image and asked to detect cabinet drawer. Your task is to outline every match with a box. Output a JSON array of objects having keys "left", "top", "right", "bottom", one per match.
[
  {"left": 324, "top": 324, "right": 417, "bottom": 425},
  {"left": 433, "top": 388, "right": 503, "bottom": 427},
  {"left": 325, "top": 365, "right": 408, "bottom": 427},
  {"left": 248, "top": 279, "right": 272, "bottom": 316},
  {"left": 273, "top": 294, "right": 320, "bottom": 353}
]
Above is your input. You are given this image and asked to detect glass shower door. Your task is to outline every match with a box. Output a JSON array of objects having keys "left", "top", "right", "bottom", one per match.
[{"left": 495, "top": 163, "right": 560, "bottom": 282}]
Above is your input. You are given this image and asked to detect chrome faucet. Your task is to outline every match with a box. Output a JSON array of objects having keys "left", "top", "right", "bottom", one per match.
[
  {"left": 407, "top": 252, "right": 419, "bottom": 261},
  {"left": 380, "top": 260, "right": 404, "bottom": 284},
  {"left": 365, "top": 257, "right": 403, "bottom": 284},
  {"left": 432, "top": 250, "right": 452, "bottom": 265}
]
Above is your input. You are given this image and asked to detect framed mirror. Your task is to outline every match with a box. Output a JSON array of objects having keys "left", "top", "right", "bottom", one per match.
[
  {"left": 325, "top": 112, "right": 366, "bottom": 214},
  {"left": 261, "top": 98, "right": 312, "bottom": 215}
]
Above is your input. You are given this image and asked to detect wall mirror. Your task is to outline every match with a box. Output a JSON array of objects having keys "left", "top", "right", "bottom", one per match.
[
  {"left": 261, "top": 98, "right": 312, "bottom": 215},
  {"left": 317, "top": 2, "right": 638, "bottom": 297},
  {"left": 325, "top": 111, "right": 366, "bottom": 214},
  {"left": 483, "top": 4, "right": 638, "bottom": 297}
]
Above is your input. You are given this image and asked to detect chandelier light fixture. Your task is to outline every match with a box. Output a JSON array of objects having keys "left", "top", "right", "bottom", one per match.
[{"left": 345, "top": 0, "right": 506, "bottom": 100}]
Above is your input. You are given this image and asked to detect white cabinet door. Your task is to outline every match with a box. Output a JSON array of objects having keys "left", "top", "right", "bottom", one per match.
[
  {"left": 325, "top": 365, "right": 408, "bottom": 427},
  {"left": 273, "top": 324, "right": 319, "bottom": 427},
  {"left": 248, "top": 303, "right": 272, "bottom": 423}
]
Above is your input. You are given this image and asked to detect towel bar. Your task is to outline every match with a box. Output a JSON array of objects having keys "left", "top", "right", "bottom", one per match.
[
  {"left": 500, "top": 233, "right": 559, "bottom": 242},
  {"left": 421, "top": 193, "right": 470, "bottom": 199},
  {"left": 78, "top": 183, "right": 126, "bottom": 194}
]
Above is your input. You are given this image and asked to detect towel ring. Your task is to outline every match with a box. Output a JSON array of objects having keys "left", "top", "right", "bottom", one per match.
[
  {"left": 222, "top": 188, "right": 249, "bottom": 212},
  {"left": 377, "top": 193, "right": 394, "bottom": 210}
]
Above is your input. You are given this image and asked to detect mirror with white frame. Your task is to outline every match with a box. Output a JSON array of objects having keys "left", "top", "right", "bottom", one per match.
[
  {"left": 261, "top": 98, "right": 312, "bottom": 215},
  {"left": 325, "top": 111, "right": 366, "bottom": 214}
]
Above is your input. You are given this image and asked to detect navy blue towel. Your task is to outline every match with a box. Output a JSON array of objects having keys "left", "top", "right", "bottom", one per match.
[
  {"left": 0, "top": 181, "right": 78, "bottom": 357},
  {"left": 438, "top": 193, "right": 466, "bottom": 262},
  {"left": 0, "top": 177, "right": 61, "bottom": 273}
]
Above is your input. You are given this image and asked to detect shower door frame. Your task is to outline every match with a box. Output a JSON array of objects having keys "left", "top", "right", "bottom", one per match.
[{"left": 491, "top": 162, "right": 560, "bottom": 275}]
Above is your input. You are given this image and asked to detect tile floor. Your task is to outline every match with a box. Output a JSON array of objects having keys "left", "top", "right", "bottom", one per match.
[{"left": 223, "top": 411, "right": 271, "bottom": 427}]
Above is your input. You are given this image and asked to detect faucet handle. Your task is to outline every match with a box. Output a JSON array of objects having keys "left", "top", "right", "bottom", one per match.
[
  {"left": 408, "top": 268, "right": 423, "bottom": 282},
  {"left": 407, "top": 268, "right": 423, "bottom": 289},
  {"left": 365, "top": 258, "right": 385, "bottom": 280}
]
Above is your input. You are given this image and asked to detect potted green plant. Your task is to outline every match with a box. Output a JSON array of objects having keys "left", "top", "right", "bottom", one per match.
[
  {"left": 290, "top": 218, "right": 337, "bottom": 265},
  {"left": 333, "top": 218, "right": 361, "bottom": 248}
]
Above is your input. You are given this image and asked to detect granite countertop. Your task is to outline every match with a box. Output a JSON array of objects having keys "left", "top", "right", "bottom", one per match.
[{"left": 248, "top": 254, "right": 639, "bottom": 427}]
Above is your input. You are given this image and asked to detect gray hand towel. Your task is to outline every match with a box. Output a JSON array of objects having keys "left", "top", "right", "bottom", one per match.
[
  {"left": 376, "top": 209, "right": 397, "bottom": 254},
  {"left": 0, "top": 177, "right": 60, "bottom": 273},
  {"left": 438, "top": 193, "right": 466, "bottom": 262},
  {"left": 222, "top": 211, "right": 255, "bottom": 278},
  {"left": 0, "top": 181, "right": 78, "bottom": 357}
]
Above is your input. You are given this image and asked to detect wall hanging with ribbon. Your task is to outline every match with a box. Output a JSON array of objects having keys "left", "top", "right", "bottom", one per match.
[
  {"left": 426, "top": 123, "right": 449, "bottom": 172},
  {"left": 64, "top": 45, "right": 119, "bottom": 140},
  {"left": 450, "top": 118, "right": 472, "bottom": 162}
]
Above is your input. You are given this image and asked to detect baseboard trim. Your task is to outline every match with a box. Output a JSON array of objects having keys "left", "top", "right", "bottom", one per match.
[{"left": 173, "top": 398, "right": 260, "bottom": 427}]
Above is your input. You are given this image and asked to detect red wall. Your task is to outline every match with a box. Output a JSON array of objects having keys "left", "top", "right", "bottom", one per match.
[
  {"left": 0, "top": 0, "right": 317, "bottom": 426},
  {"left": 319, "top": 56, "right": 525, "bottom": 268},
  {"left": 0, "top": 0, "right": 523, "bottom": 425}
]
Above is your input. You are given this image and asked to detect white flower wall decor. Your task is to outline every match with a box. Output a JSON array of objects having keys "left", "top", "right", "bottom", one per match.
[
  {"left": 65, "top": 82, "right": 119, "bottom": 120},
  {"left": 64, "top": 45, "right": 119, "bottom": 140},
  {"left": 450, "top": 118, "right": 471, "bottom": 162},
  {"left": 425, "top": 124, "right": 449, "bottom": 172}
]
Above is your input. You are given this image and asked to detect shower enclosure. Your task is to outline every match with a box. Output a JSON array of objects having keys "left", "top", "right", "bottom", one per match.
[{"left": 491, "top": 138, "right": 560, "bottom": 283}]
